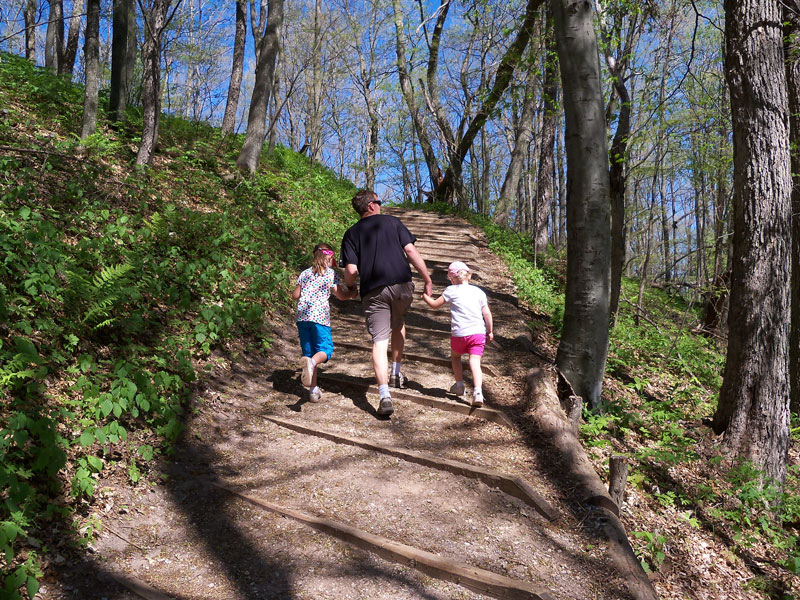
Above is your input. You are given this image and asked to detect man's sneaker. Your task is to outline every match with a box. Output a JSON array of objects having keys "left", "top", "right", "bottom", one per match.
[
  {"left": 309, "top": 388, "right": 322, "bottom": 403},
  {"left": 377, "top": 396, "right": 395, "bottom": 416},
  {"left": 300, "top": 356, "right": 314, "bottom": 387},
  {"left": 472, "top": 391, "right": 484, "bottom": 407},
  {"left": 390, "top": 372, "right": 406, "bottom": 388},
  {"left": 449, "top": 381, "right": 466, "bottom": 396}
]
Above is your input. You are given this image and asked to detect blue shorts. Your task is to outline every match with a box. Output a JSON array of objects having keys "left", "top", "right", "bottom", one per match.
[{"left": 297, "top": 321, "right": 334, "bottom": 359}]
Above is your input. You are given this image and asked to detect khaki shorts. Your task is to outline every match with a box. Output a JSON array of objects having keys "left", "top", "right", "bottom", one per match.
[{"left": 362, "top": 281, "right": 415, "bottom": 342}]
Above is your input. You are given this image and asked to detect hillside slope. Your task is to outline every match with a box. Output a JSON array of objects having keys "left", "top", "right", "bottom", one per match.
[{"left": 2, "top": 51, "right": 800, "bottom": 600}]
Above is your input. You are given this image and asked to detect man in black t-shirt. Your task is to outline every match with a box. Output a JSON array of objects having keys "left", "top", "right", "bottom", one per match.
[{"left": 340, "top": 190, "right": 433, "bottom": 417}]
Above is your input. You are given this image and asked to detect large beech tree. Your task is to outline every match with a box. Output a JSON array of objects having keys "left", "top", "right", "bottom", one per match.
[
  {"left": 552, "top": 0, "right": 611, "bottom": 410},
  {"left": 712, "top": 0, "right": 792, "bottom": 484},
  {"left": 786, "top": 0, "right": 800, "bottom": 416}
]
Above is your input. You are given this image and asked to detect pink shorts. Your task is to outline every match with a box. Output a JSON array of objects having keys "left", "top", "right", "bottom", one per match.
[{"left": 450, "top": 334, "right": 486, "bottom": 356}]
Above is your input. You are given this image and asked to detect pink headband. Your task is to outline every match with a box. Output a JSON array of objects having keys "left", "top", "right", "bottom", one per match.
[{"left": 319, "top": 249, "right": 334, "bottom": 256}]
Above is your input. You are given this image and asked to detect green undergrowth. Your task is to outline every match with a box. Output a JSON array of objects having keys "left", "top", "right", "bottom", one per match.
[
  {"left": 410, "top": 201, "right": 799, "bottom": 594},
  {"left": 0, "top": 52, "right": 355, "bottom": 598}
]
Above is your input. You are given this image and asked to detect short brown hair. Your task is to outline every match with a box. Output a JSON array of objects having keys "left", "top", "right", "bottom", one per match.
[{"left": 352, "top": 189, "right": 378, "bottom": 215}]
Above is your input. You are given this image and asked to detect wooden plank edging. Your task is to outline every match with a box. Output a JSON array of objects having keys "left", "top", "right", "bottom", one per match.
[
  {"left": 526, "top": 368, "right": 659, "bottom": 600},
  {"left": 318, "top": 372, "right": 512, "bottom": 428},
  {"left": 209, "top": 480, "right": 555, "bottom": 600},
  {"left": 107, "top": 572, "right": 174, "bottom": 600},
  {"left": 263, "top": 415, "right": 558, "bottom": 521}
]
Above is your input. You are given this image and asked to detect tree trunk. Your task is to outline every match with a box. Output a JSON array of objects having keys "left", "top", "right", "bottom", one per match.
[
  {"left": 497, "top": 47, "right": 538, "bottom": 226},
  {"left": 61, "top": 0, "right": 84, "bottom": 76},
  {"left": 535, "top": 15, "right": 558, "bottom": 254},
  {"left": 556, "top": 122, "right": 566, "bottom": 249},
  {"left": 424, "top": 0, "right": 458, "bottom": 202},
  {"left": 712, "top": 0, "right": 791, "bottom": 485},
  {"left": 784, "top": 0, "right": 800, "bottom": 414},
  {"left": 365, "top": 108, "right": 379, "bottom": 190},
  {"left": 125, "top": 2, "right": 138, "bottom": 104},
  {"left": 552, "top": 0, "right": 611, "bottom": 411},
  {"left": 702, "top": 112, "right": 730, "bottom": 336},
  {"left": 237, "top": 0, "right": 284, "bottom": 173},
  {"left": 24, "top": 0, "right": 37, "bottom": 62},
  {"left": 307, "top": 0, "right": 323, "bottom": 165},
  {"left": 606, "top": 72, "right": 631, "bottom": 318},
  {"left": 438, "top": 0, "right": 543, "bottom": 203},
  {"left": 80, "top": 0, "right": 100, "bottom": 139},
  {"left": 392, "top": 0, "right": 439, "bottom": 192},
  {"left": 136, "top": 0, "right": 177, "bottom": 166},
  {"left": 45, "top": 0, "right": 64, "bottom": 72},
  {"left": 110, "top": 0, "right": 133, "bottom": 122},
  {"left": 221, "top": 0, "right": 247, "bottom": 135},
  {"left": 266, "top": 44, "right": 282, "bottom": 155},
  {"left": 635, "top": 172, "right": 659, "bottom": 326}
]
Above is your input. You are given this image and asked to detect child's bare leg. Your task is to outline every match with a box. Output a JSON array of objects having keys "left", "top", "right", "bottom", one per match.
[
  {"left": 451, "top": 352, "right": 464, "bottom": 382},
  {"left": 468, "top": 353, "right": 483, "bottom": 391},
  {"left": 310, "top": 351, "right": 328, "bottom": 388}
]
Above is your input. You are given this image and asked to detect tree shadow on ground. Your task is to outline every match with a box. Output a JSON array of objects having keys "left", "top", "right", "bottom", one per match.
[{"left": 269, "top": 368, "right": 382, "bottom": 419}]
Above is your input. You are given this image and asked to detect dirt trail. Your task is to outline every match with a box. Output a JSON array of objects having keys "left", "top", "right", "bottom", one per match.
[{"left": 44, "top": 208, "right": 633, "bottom": 600}]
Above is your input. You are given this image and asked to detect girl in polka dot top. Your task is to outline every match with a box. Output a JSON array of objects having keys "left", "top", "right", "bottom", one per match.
[{"left": 291, "top": 243, "right": 357, "bottom": 402}]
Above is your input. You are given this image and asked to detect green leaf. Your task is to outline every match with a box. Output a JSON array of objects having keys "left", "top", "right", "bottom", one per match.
[
  {"left": 78, "top": 354, "right": 93, "bottom": 372},
  {"left": 14, "top": 337, "right": 41, "bottom": 365},
  {"left": 6, "top": 566, "right": 26, "bottom": 590},
  {"left": 94, "top": 427, "right": 106, "bottom": 444},
  {"left": 86, "top": 456, "right": 102, "bottom": 472},
  {"left": 79, "top": 429, "right": 94, "bottom": 447},
  {"left": 138, "top": 445, "right": 154, "bottom": 461},
  {"left": 27, "top": 576, "right": 39, "bottom": 598},
  {"left": 100, "top": 398, "right": 113, "bottom": 417}
]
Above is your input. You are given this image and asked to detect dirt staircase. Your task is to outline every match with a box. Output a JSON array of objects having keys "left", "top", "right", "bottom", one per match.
[{"left": 66, "top": 208, "right": 641, "bottom": 600}]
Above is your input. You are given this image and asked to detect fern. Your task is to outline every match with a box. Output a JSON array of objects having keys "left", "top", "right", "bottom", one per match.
[
  {"left": 66, "top": 262, "right": 138, "bottom": 331},
  {"left": 0, "top": 337, "right": 43, "bottom": 389}
]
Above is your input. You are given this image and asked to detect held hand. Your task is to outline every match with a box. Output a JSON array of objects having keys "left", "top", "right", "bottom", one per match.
[{"left": 424, "top": 280, "right": 433, "bottom": 297}]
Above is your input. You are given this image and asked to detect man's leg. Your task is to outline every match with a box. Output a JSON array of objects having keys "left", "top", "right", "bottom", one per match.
[
  {"left": 388, "top": 282, "right": 414, "bottom": 387},
  {"left": 373, "top": 338, "right": 390, "bottom": 386},
  {"left": 390, "top": 324, "right": 406, "bottom": 364}
]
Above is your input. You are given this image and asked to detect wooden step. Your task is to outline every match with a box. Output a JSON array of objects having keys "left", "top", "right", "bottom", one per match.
[
  {"left": 264, "top": 415, "right": 558, "bottom": 521},
  {"left": 318, "top": 372, "right": 511, "bottom": 427},
  {"left": 210, "top": 480, "right": 556, "bottom": 600}
]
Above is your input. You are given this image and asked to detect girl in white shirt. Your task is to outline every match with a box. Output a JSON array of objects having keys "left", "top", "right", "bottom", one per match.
[{"left": 422, "top": 261, "right": 493, "bottom": 406}]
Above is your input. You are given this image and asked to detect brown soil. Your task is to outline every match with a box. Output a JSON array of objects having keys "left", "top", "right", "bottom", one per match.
[{"left": 37, "top": 209, "right": 744, "bottom": 600}]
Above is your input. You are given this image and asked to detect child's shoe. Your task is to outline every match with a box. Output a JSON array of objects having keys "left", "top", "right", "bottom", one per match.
[
  {"left": 472, "top": 390, "right": 484, "bottom": 407},
  {"left": 309, "top": 387, "right": 322, "bottom": 403},
  {"left": 449, "top": 381, "right": 465, "bottom": 396},
  {"left": 390, "top": 372, "right": 406, "bottom": 388},
  {"left": 300, "top": 356, "right": 314, "bottom": 387}
]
